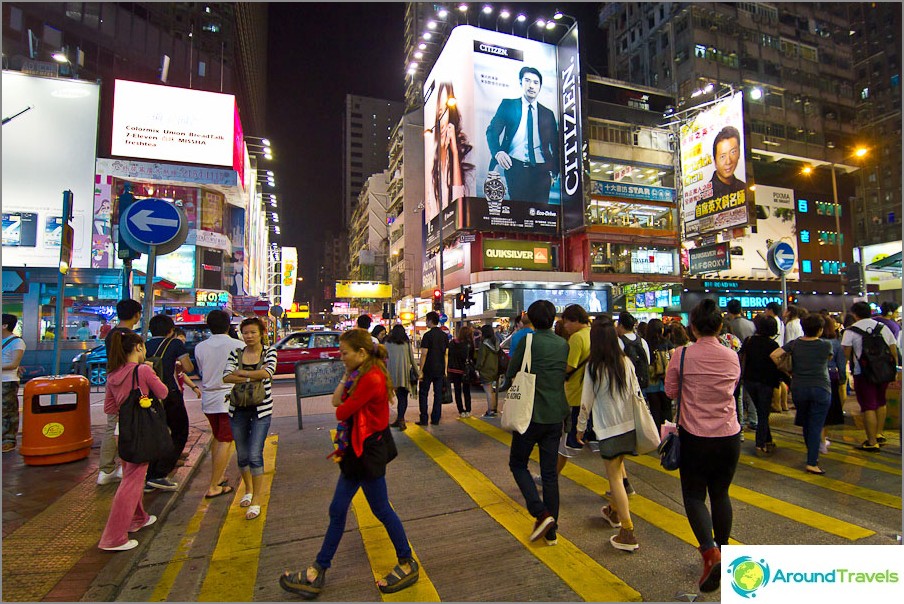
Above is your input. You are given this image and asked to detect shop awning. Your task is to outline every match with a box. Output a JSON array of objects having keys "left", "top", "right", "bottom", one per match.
[
  {"left": 132, "top": 271, "right": 177, "bottom": 289},
  {"left": 865, "top": 251, "right": 902, "bottom": 274}
]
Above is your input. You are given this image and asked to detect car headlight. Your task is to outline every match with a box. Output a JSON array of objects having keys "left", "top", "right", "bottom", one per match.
[{"left": 72, "top": 353, "right": 84, "bottom": 363}]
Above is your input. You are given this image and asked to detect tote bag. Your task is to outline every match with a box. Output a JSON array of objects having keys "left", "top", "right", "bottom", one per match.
[
  {"left": 500, "top": 334, "right": 536, "bottom": 434},
  {"left": 119, "top": 367, "right": 174, "bottom": 464},
  {"left": 631, "top": 365, "right": 660, "bottom": 454}
]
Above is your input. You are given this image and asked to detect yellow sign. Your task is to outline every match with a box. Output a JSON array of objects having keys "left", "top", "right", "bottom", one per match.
[
  {"left": 286, "top": 302, "right": 310, "bottom": 319},
  {"left": 42, "top": 422, "right": 65, "bottom": 438},
  {"left": 335, "top": 281, "right": 392, "bottom": 299}
]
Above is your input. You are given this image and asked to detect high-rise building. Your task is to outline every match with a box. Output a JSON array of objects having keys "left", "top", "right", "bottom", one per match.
[
  {"left": 600, "top": 2, "right": 869, "bottom": 309},
  {"left": 847, "top": 3, "right": 902, "bottom": 246},
  {"left": 341, "top": 95, "right": 404, "bottom": 231},
  {"left": 348, "top": 171, "right": 392, "bottom": 281}
]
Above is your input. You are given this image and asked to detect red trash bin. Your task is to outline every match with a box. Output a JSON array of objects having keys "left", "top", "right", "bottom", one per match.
[{"left": 19, "top": 375, "right": 93, "bottom": 466}]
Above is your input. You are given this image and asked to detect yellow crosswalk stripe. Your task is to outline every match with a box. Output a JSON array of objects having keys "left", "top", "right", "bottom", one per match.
[
  {"left": 150, "top": 496, "right": 215, "bottom": 601},
  {"left": 769, "top": 435, "right": 901, "bottom": 475},
  {"left": 404, "top": 424, "right": 642, "bottom": 602},
  {"left": 464, "top": 418, "right": 874, "bottom": 541},
  {"left": 197, "top": 434, "right": 278, "bottom": 602},
  {"left": 351, "top": 491, "right": 441, "bottom": 601}
]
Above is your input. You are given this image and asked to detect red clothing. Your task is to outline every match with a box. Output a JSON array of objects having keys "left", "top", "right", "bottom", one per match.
[
  {"left": 336, "top": 366, "right": 390, "bottom": 457},
  {"left": 104, "top": 363, "right": 169, "bottom": 415}
]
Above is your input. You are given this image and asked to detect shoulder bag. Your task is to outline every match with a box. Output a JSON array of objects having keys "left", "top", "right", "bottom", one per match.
[
  {"left": 119, "top": 366, "right": 174, "bottom": 464},
  {"left": 500, "top": 333, "right": 536, "bottom": 434},
  {"left": 228, "top": 347, "right": 267, "bottom": 408},
  {"left": 631, "top": 366, "right": 660, "bottom": 454},
  {"left": 658, "top": 347, "right": 686, "bottom": 471}
]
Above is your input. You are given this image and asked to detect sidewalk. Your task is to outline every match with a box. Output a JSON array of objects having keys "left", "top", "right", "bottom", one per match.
[{"left": 1, "top": 397, "right": 213, "bottom": 602}]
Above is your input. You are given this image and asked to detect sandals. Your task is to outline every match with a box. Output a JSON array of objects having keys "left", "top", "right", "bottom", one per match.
[
  {"left": 240, "top": 493, "right": 253, "bottom": 507},
  {"left": 279, "top": 564, "right": 326, "bottom": 599},
  {"left": 246, "top": 505, "right": 261, "bottom": 520},
  {"left": 204, "top": 485, "right": 234, "bottom": 499},
  {"left": 377, "top": 558, "right": 419, "bottom": 594}
]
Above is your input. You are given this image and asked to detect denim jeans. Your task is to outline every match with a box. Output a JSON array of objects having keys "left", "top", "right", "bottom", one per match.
[
  {"left": 418, "top": 376, "right": 444, "bottom": 424},
  {"left": 509, "top": 422, "right": 562, "bottom": 538},
  {"left": 791, "top": 386, "right": 832, "bottom": 466},
  {"left": 229, "top": 407, "right": 272, "bottom": 476},
  {"left": 316, "top": 473, "right": 412, "bottom": 570},
  {"left": 745, "top": 381, "right": 775, "bottom": 447},
  {"left": 449, "top": 374, "right": 471, "bottom": 414}
]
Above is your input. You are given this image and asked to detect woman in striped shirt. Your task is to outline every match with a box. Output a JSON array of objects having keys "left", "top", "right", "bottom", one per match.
[{"left": 224, "top": 317, "right": 277, "bottom": 520}]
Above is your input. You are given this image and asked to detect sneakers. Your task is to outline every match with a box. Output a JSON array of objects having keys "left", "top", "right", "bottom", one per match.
[
  {"left": 601, "top": 505, "right": 622, "bottom": 529},
  {"left": 532, "top": 474, "right": 543, "bottom": 486},
  {"left": 97, "top": 468, "right": 122, "bottom": 485},
  {"left": 529, "top": 512, "right": 556, "bottom": 542},
  {"left": 876, "top": 434, "right": 887, "bottom": 445},
  {"left": 819, "top": 439, "right": 830, "bottom": 454},
  {"left": 100, "top": 539, "right": 139, "bottom": 552},
  {"left": 2, "top": 442, "right": 16, "bottom": 453},
  {"left": 699, "top": 546, "right": 722, "bottom": 592},
  {"left": 482, "top": 410, "right": 498, "bottom": 418},
  {"left": 145, "top": 477, "right": 179, "bottom": 491},
  {"left": 129, "top": 515, "right": 157, "bottom": 532},
  {"left": 609, "top": 528, "right": 639, "bottom": 552},
  {"left": 856, "top": 441, "right": 881, "bottom": 452},
  {"left": 544, "top": 526, "right": 558, "bottom": 546}
]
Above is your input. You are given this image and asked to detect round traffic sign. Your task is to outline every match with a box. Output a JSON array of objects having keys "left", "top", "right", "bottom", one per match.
[
  {"left": 270, "top": 305, "right": 284, "bottom": 318},
  {"left": 120, "top": 198, "right": 188, "bottom": 255},
  {"left": 253, "top": 300, "right": 270, "bottom": 316},
  {"left": 767, "top": 241, "right": 796, "bottom": 277}
]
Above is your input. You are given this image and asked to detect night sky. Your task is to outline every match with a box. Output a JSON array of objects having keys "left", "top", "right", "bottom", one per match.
[{"left": 266, "top": 3, "right": 606, "bottom": 302}]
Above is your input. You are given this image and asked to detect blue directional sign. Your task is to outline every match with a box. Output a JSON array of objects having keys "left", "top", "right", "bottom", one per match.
[
  {"left": 119, "top": 198, "right": 187, "bottom": 255},
  {"left": 767, "top": 241, "right": 796, "bottom": 276}
]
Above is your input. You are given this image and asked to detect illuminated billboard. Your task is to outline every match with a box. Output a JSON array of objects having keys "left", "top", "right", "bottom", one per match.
[
  {"left": 111, "top": 80, "right": 238, "bottom": 169},
  {"left": 335, "top": 281, "right": 392, "bottom": 299},
  {"left": 1, "top": 71, "right": 99, "bottom": 269},
  {"left": 281, "top": 246, "right": 298, "bottom": 306},
  {"left": 423, "top": 25, "right": 584, "bottom": 244},
  {"left": 680, "top": 92, "right": 751, "bottom": 237}
]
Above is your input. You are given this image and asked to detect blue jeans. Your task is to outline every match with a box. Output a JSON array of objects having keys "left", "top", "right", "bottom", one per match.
[
  {"left": 316, "top": 473, "right": 412, "bottom": 569},
  {"left": 229, "top": 408, "right": 271, "bottom": 476},
  {"left": 509, "top": 422, "right": 562, "bottom": 538},
  {"left": 418, "top": 375, "right": 444, "bottom": 424},
  {"left": 792, "top": 386, "right": 831, "bottom": 466}
]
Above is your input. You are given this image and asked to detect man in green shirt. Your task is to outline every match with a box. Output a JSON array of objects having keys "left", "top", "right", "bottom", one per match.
[
  {"left": 502, "top": 300, "right": 569, "bottom": 545},
  {"left": 558, "top": 304, "right": 592, "bottom": 474}
]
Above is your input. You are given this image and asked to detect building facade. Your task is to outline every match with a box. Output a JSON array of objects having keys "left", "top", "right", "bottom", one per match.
[{"left": 348, "top": 170, "right": 391, "bottom": 282}]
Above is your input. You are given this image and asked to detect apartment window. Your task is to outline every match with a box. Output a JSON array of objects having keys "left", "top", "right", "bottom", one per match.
[
  {"left": 351, "top": 142, "right": 362, "bottom": 148},
  {"left": 860, "top": 87, "right": 870, "bottom": 100},
  {"left": 351, "top": 152, "right": 362, "bottom": 158}
]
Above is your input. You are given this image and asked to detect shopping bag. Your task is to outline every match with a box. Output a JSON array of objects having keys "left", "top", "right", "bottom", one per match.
[{"left": 500, "top": 334, "right": 535, "bottom": 434}]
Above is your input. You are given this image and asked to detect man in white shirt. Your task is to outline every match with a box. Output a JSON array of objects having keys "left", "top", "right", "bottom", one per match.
[
  {"left": 764, "top": 302, "right": 785, "bottom": 344},
  {"left": 193, "top": 310, "right": 243, "bottom": 498},
  {"left": 2, "top": 314, "right": 26, "bottom": 453},
  {"left": 783, "top": 305, "right": 805, "bottom": 344},
  {"left": 841, "top": 301, "right": 899, "bottom": 451}
]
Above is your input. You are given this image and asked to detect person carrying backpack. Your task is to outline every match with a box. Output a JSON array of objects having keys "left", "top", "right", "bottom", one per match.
[
  {"left": 841, "top": 302, "right": 899, "bottom": 451},
  {"left": 643, "top": 319, "right": 674, "bottom": 434}
]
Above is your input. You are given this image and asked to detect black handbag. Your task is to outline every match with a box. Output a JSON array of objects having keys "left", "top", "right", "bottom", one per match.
[
  {"left": 229, "top": 347, "right": 266, "bottom": 408},
  {"left": 441, "top": 375, "right": 453, "bottom": 404},
  {"left": 658, "top": 347, "right": 685, "bottom": 472},
  {"left": 119, "top": 367, "right": 174, "bottom": 464}
]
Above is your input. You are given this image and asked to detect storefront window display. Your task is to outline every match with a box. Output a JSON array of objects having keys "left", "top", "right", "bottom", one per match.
[
  {"left": 590, "top": 243, "right": 678, "bottom": 276},
  {"left": 585, "top": 199, "right": 675, "bottom": 231}
]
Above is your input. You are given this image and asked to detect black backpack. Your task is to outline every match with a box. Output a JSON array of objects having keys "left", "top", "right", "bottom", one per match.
[
  {"left": 145, "top": 337, "right": 175, "bottom": 386},
  {"left": 621, "top": 335, "right": 650, "bottom": 389},
  {"left": 849, "top": 323, "right": 897, "bottom": 384}
]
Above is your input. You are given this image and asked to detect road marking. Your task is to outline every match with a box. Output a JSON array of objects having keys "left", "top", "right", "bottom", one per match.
[
  {"left": 150, "top": 497, "right": 215, "bottom": 601},
  {"left": 770, "top": 434, "right": 901, "bottom": 475},
  {"left": 404, "top": 424, "right": 642, "bottom": 602},
  {"left": 464, "top": 418, "right": 874, "bottom": 542},
  {"left": 463, "top": 418, "right": 741, "bottom": 547},
  {"left": 196, "top": 434, "right": 278, "bottom": 602},
  {"left": 351, "top": 489, "right": 441, "bottom": 602}
]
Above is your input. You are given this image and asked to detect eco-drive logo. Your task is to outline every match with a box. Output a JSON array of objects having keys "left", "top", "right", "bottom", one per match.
[{"left": 727, "top": 556, "right": 899, "bottom": 599}]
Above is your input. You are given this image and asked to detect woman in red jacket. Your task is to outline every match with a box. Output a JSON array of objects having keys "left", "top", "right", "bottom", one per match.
[
  {"left": 98, "top": 331, "right": 169, "bottom": 551},
  {"left": 280, "top": 328, "right": 418, "bottom": 599}
]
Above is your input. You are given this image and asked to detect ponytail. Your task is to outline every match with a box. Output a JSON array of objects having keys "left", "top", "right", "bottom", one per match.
[{"left": 107, "top": 330, "right": 143, "bottom": 373}]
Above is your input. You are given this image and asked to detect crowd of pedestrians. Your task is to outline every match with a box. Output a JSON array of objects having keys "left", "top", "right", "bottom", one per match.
[{"left": 2, "top": 293, "right": 900, "bottom": 597}]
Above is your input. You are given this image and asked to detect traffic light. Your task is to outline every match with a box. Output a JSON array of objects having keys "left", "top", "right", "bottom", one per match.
[
  {"left": 844, "top": 262, "right": 863, "bottom": 292},
  {"left": 432, "top": 289, "right": 443, "bottom": 311},
  {"left": 463, "top": 287, "right": 475, "bottom": 309},
  {"left": 116, "top": 183, "right": 141, "bottom": 260},
  {"left": 381, "top": 302, "right": 396, "bottom": 320},
  {"left": 454, "top": 292, "right": 466, "bottom": 309}
]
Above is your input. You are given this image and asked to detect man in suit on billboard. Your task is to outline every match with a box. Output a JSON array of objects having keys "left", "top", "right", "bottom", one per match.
[{"left": 486, "top": 66, "right": 559, "bottom": 203}]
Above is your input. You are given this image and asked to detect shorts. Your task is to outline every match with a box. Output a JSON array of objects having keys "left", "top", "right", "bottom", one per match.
[
  {"left": 205, "top": 412, "right": 234, "bottom": 442},
  {"left": 853, "top": 375, "right": 889, "bottom": 412},
  {"left": 558, "top": 406, "right": 583, "bottom": 457}
]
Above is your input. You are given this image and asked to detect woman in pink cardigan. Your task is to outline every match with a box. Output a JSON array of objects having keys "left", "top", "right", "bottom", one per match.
[{"left": 98, "top": 331, "right": 169, "bottom": 551}]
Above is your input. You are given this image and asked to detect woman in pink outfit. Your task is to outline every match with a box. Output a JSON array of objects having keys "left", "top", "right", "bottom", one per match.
[{"left": 98, "top": 331, "right": 169, "bottom": 552}]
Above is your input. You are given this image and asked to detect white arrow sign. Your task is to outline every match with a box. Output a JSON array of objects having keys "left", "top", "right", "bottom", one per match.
[
  {"left": 775, "top": 249, "right": 795, "bottom": 268},
  {"left": 129, "top": 209, "right": 179, "bottom": 232}
]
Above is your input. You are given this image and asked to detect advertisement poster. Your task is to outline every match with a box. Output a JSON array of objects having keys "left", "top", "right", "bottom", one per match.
[
  {"left": 200, "top": 190, "right": 224, "bottom": 233},
  {"left": 92, "top": 175, "right": 113, "bottom": 268},
  {"left": 44, "top": 216, "right": 63, "bottom": 247},
  {"left": 722, "top": 185, "right": 798, "bottom": 279},
  {"left": 423, "top": 26, "right": 565, "bottom": 237},
  {"left": 680, "top": 92, "right": 750, "bottom": 237},
  {"left": 127, "top": 244, "right": 196, "bottom": 290}
]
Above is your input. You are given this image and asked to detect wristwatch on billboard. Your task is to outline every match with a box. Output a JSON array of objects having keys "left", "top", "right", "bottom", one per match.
[{"left": 483, "top": 171, "right": 506, "bottom": 202}]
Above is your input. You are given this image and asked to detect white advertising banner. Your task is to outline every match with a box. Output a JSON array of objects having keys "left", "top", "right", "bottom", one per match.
[
  {"left": 280, "top": 246, "right": 298, "bottom": 307},
  {"left": 111, "top": 80, "right": 235, "bottom": 167},
  {"left": 2, "top": 71, "right": 99, "bottom": 269},
  {"left": 858, "top": 240, "right": 902, "bottom": 290},
  {"left": 719, "top": 185, "right": 799, "bottom": 280}
]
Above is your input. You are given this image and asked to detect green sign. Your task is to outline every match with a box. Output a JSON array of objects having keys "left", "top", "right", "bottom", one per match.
[{"left": 482, "top": 240, "right": 552, "bottom": 270}]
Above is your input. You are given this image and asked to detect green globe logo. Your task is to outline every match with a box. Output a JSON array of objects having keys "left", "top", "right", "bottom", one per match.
[{"left": 727, "top": 556, "right": 771, "bottom": 598}]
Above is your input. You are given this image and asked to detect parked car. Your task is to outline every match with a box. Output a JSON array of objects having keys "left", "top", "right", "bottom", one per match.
[
  {"left": 69, "top": 321, "right": 238, "bottom": 385},
  {"left": 273, "top": 330, "right": 342, "bottom": 375}
]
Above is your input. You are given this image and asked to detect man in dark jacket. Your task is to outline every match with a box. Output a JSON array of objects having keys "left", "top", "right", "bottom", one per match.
[{"left": 417, "top": 312, "right": 448, "bottom": 426}]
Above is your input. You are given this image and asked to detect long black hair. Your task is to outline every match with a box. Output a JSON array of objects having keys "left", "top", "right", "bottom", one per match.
[
  {"left": 645, "top": 318, "right": 668, "bottom": 351},
  {"left": 431, "top": 81, "right": 473, "bottom": 205},
  {"left": 587, "top": 322, "right": 627, "bottom": 396}
]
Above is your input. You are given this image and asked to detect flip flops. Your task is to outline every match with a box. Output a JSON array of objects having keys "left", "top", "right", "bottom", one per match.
[
  {"left": 377, "top": 558, "right": 419, "bottom": 594},
  {"left": 240, "top": 493, "right": 253, "bottom": 507},
  {"left": 204, "top": 485, "right": 234, "bottom": 499}
]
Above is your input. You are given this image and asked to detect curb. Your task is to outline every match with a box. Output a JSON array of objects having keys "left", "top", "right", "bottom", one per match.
[{"left": 80, "top": 423, "right": 213, "bottom": 602}]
